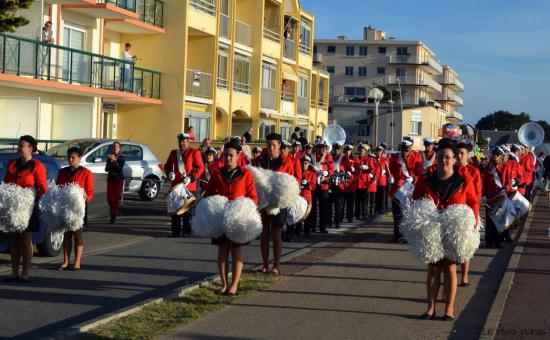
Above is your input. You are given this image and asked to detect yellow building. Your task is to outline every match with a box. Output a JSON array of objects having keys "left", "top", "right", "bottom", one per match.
[{"left": 0, "top": 0, "right": 328, "bottom": 160}]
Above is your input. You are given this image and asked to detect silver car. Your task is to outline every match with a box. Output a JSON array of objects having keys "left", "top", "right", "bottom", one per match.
[{"left": 46, "top": 139, "right": 164, "bottom": 200}]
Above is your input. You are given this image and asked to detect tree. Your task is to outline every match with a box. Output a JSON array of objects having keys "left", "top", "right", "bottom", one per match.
[
  {"left": 475, "top": 110, "right": 531, "bottom": 131},
  {"left": 535, "top": 120, "right": 550, "bottom": 143},
  {"left": 0, "top": 0, "right": 33, "bottom": 33}
]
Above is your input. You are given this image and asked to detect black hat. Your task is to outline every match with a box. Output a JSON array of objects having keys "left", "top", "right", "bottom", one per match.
[
  {"left": 300, "top": 155, "right": 312, "bottom": 163},
  {"left": 332, "top": 143, "right": 341, "bottom": 150},
  {"left": 304, "top": 143, "right": 313, "bottom": 149},
  {"left": 19, "top": 135, "right": 37, "bottom": 152},
  {"left": 67, "top": 146, "right": 83, "bottom": 156},
  {"left": 282, "top": 140, "right": 292, "bottom": 148},
  {"left": 266, "top": 132, "right": 282, "bottom": 142},
  {"left": 252, "top": 146, "right": 262, "bottom": 153},
  {"left": 224, "top": 140, "right": 242, "bottom": 152},
  {"left": 455, "top": 141, "right": 472, "bottom": 151},
  {"left": 344, "top": 144, "right": 353, "bottom": 151},
  {"left": 437, "top": 138, "right": 457, "bottom": 152},
  {"left": 177, "top": 133, "right": 191, "bottom": 141},
  {"left": 205, "top": 147, "right": 217, "bottom": 155},
  {"left": 292, "top": 141, "right": 301, "bottom": 147}
]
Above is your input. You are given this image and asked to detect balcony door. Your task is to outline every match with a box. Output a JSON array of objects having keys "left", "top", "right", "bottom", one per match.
[{"left": 62, "top": 24, "right": 88, "bottom": 84}]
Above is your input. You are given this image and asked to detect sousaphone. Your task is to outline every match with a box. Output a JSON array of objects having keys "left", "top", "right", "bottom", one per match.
[{"left": 518, "top": 122, "right": 545, "bottom": 148}]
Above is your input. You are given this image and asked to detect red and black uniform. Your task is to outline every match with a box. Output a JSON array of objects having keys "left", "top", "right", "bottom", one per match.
[
  {"left": 164, "top": 147, "right": 205, "bottom": 237},
  {"left": 373, "top": 156, "right": 390, "bottom": 214},
  {"left": 340, "top": 154, "right": 356, "bottom": 223},
  {"left": 57, "top": 166, "right": 95, "bottom": 227},
  {"left": 204, "top": 165, "right": 258, "bottom": 245},
  {"left": 311, "top": 152, "right": 334, "bottom": 232},
  {"left": 330, "top": 153, "right": 345, "bottom": 228},
  {"left": 482, "top": 162, "right": 507, "bottom": 247},
  {"left": 3, "top": 158, "right": 48, "bottom": 232},
  {"left": 520, "top": 153, "right": 536, "bottom": 200},
  {"left": 298, "top": 166, "right": 317, "bottom": 235},
  {"left": 507, "top": 156, "right": 526, "bottom": 195},
  {"left": 105, "top": 153, "right": 125, "bottom": 218},
  {"left": 353, "top": 155, "right": 374, "bottom": 219}
]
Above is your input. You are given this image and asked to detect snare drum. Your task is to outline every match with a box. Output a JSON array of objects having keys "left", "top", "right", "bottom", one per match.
[{"left": 167, "top": 182, "right": 196, "bottom": 215}]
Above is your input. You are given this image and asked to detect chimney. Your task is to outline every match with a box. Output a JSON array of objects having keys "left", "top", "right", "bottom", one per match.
[{"left": 363, "top": 26, "right": 386, "bottom": 41}]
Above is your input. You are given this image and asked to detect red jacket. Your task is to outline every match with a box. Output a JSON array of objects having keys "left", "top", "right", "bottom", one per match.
[
  {"left": 389, "top": 152, "right": 421, "bottom": 197},
  {"left": 520, "top": 153, "right": 536, "bottom": 185},
  {"left": 482, "top": 164, "right": 507, "bottom": 200},
  {"left": 300, "top": 168, "right": 317, "bottom": 203},
  {"left": 56, "top": 166, "right": 94, "bottom": 203},
  {"left": 340, "top": 155, "right": 356, "bottom": 192},
  {"left": 204, "top": 166, "right": 258, "bottom": 204},
  {"left": 503, "top": 159, "right": 525, "bottom": 195},
  {"left": 372, "top": 156, "right": 389, "bottom": 187},
  {"left": 312, "top": 152, "right": 334, "bottom": 191},
  {"left": 252, "top": 154, "right": 296, "bottom": 177},
  {"left": 459, "top": 164, "right": 482, "bottom": 200},
  {"left": 412, "top": 171, "right": 479, "bottom": 224},
  {"left": 354, "top": 156, "right": 372, "bottom": 190},
  {"left": 4, "top": 158, "right": 48, "bottom": 197},
  {"left": 164, "top": 148, "right": 205, "bottom": 191}
]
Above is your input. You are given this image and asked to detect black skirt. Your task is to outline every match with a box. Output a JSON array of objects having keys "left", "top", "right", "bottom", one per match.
[
  {"left": 26, "top": 204, "right": 40, "bottom": 233},
  {"left": 211, "top": 234, "right": 250, "bottom": 246}
]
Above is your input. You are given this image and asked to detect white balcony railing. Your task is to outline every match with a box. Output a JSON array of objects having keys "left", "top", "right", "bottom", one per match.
[
  {"left": 388, "top": 54, "right": 443, "bottom": 74},
  {"left": 387, "top": 75, "right": 442, "bottom": 93},
  {"left": 219, "top": 13, "right": 230, "bottom": 38},
  {"left": 186, "top": 69, "right": 212, "bottom": 98},
  {"left": 261, "top": 87, "right": 277, "bottom": 109},
  {"left": 299, "top": 43, "right": 311, "bottom": 55},
  {"left": 189, "top": 0, "right": 215, "bottom": 16},
  {"left": 310, "top": 98, "right": 317, "bottom": 108},
  {"left": 297, "top": 96, "right": 308, "bottom": 114},
  {"left": 235, "top": 20, "right": 252, "bottom": 46},
  {"left": 318, "top": 98, "right": 328, "bottom": 110},
  {"left": 439, "top": 93, "right": 464, "bottom": 106},
  {"left": 233, "top": 81, "right": 251, "bottom": 94},
  {"left": 284, "top": 38, "right": 295, "bottom": 60},
  {"left": 217, "top": 77, "right": 228, "bottom": 90},
  {"left": 263, "top": 27, "right": 280, "bottom": 43},
  {"left": 281, "top": 91, "right": 295, "bottom": 102}
]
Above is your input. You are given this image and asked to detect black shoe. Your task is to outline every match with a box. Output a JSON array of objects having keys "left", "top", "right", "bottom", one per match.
[
  {"left": 420, "top": 312, "right": 436, "bottom": 320},
  {"left": 442, "top": 315, "right": 454, "bottom": 321},
  {"left": 459, "top": 282, "right": 470, "bottom": 287},
  {"left": 109, "top": 216, "right": 116, "bottom": 224},
  {"left": 390, "top": 238, "right": 400, "bottom": 243}
]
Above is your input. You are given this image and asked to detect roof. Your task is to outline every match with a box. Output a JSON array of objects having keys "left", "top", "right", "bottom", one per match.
[{"left": 478, "top": 130, "right": 520, "bottom": 147}]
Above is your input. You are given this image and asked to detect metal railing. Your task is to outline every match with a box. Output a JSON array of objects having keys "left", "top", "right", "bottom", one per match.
[
  {"left": 186, "top": 69, "right": 212, "bottom": 98},
  {"left": 318, "top": 99, "right": 328, "bottom": 110},
  {"left": 388, "top": 54, "right": 443, "bottom": 74},
  {"left": 297, "top": 96, "right": 308, "bottom": 114},
  {"left": 438, "top": 93, "right": 464, "bottom": 105},
  {"left": 0, "top": 33, "right": 161, "bottom": 99},
  {"left": 235, "top": 20, "right": 252, "bottom": 46},
  {"left": 136, "top": 0, "right": 164, "bottom": 28},
  {"left": 219, "top": 13, "right": 230, "bottom": 38},
  {"left": 281, "top": 91, "right": 294, "bottom": 102},
  {"left": 387, "top": 75, "right": 443, "bottom": 92},
  {"left": 263, "top": 27, "right": 280, "bottom": 42},
  {"left": 310, "top": 98, "right": 317, "bottom": 108},
  {"left": 105, "top": 0, "right": 137, "bottom": 11},
  {"left": 189, "top": 0, "right": 215, "bottom": 16},
  {"left": 299, "top": 43, "right": 311, "bottom": 55},
  {"left": 283, "top": 38, "right": 295, "bottom": 60},
  {"left": 233, "top": 81, "right": 251, "bottom": 94},
  {"left": 261, "top": 87, "right": 277, "bottom": 109},
  {"left": 217, "top": 77, "right": 228, "bottom": 90}
]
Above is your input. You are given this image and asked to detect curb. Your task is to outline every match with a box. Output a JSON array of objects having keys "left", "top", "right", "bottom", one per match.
[{"left": 478, "top": 194, "right": 539, "bottom": 340}]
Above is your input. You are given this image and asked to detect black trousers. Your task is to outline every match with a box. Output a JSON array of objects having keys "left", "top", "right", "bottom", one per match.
[
  {"left": 525, "top": 183, "right": 534, "bottom": 201},
  {"left": 375, "top": 185, "right": 387, "bottom": 214},
  {"left": 391, "top": 198, "right": 404, "bottom": 240},
  {"left": 312, "top": 189, "right": 330, "bottom": 231},
  {"left": 171, "top": 191, "right": 196, "bottom": 236},
  {"left": 330, "top": 187, "right": 345, "bottom": 226},
  {"left": 367, "top": 191, "right": 376, "bottom": 216},
  {"left": 355, "top": 189, "right": 367, "bottom": 218},
  {"left": 344, "top": 191, "right": 355, "bottom": 222},
  {"left": 485, "top": 208, "right": 501, "bottom": 247}
]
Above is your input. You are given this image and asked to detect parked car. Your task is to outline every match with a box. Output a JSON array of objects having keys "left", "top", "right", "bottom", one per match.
[
  {"left": 0, "top": 152, "right": 64, "bottom": 256},
  {"left": 45, "top": 139, "right": 165, "bottom": 200}
]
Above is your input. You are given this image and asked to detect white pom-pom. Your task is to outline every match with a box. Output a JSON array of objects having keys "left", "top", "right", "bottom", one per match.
[
  {"left": 247, "top": 166, "right": 271, "bottom": 210},
  {"left": 40, "top": 183, "right": 86, "bottom": 232},
  {"left": 192, "top": 195, "right": 228, "bottom": 238},
  {"left": 0, "top": 183, "right": 36, "bottom": 233},
  {"left": 39, "top": 181, "right": 63, "bottom": 232},
  {"left": 400, "top": 199, "right": 444, "bottom": 264},
  {"left": 287, "top": 196, "right": 308, "bottom": 225},
  {"left": 441, "top": 204, "right": 479, "bottom": 263},
  {"left": 268, "top": 171, "right": 300, "bottom": 212},
  {"left": 223, "top": 197, "right": 262, "bottom": 244}
]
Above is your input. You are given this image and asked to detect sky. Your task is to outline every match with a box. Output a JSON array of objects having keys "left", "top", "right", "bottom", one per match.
[{"left": 301, "top": 0, "right": 550, "bottom": 125}]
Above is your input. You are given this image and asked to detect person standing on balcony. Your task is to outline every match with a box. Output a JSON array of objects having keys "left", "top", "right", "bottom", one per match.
[
  {"left": 186, "top": 126, "right": 196, "bottom": 141},
  {"left": 122, "top": 43, "right": 137, "bottom": 91},
  {"left": 105, "top": 142, "right": 125, "bottom": 224},
  {"left": 243, "top": 128, "right": 253, "bottom": 144},
  {"left": 291, "top": 127, "right": 300, "bottom": 142},
  {"left": 40, "top": 21, "right": 54, "bottom": 77}
]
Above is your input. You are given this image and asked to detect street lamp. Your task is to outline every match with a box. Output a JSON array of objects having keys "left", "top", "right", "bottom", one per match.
[
  {"left": 388, "top": 96, "right": 395, "bottom": 151},
  {"left": 368, "top": 87, "right": 384, "bottom": 146}
]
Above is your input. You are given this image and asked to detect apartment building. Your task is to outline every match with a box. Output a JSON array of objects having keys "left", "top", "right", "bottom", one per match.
[
  {"left": 1, "top": 0, "right": 329, "bottom": 160},
  {"left": 313, "top": 26, "right": 463, "bottom": 146}
]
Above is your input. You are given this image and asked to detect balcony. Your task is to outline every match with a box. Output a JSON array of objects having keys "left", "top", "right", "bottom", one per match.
[
  {"left": 387, "top": 75, "right": 442, "bottom": 93},
  {"left": 388, "top": 54, "right": 443, "bottom": 74},
  {"left": 283, "top": 38, "right": 296, "bottom": 60},
  {"left": 217, "top": 77, "right": 229, "bottom": 90},
  {"left": 185, "top": 69, "right": 212, "bottom": 99},
  {"left": 104, "top": 0, "right": 165, "bottom": 34},
  {"left": 261, "top": 87, "right": 277, "bottom": 110},
  {"left": 219, "top": 13, "right": 230, "bottom": 39},
  {"left": 310, "top": 98, "right": 317, "bottom": 108},
  {"left": 233, "top": 81, "right": 251, "bottom": 94},
  {"left": 297, "top": 96, "right": 308, "bottom": 114},
  {"left": 189, "top": 0, "right": 215, "bottom": 16},
  {"left": 437, "top": 93, "right": 464, "bottom": 106},
  {"left": 263, "top": 27, "right": 280, "bottom": 43},
  {"left": 281, "top": 91, "right": 295, "bottom": 102},
  {"left": 440, "top": 77, "right": 464, "bottom": 92},
  {"left": 61, "top": 0, "right": 140, "bottom": 20},
  {"left": 318, "top": 99, "right": 328, "bottom": 111},
  {"left": 235, "top": 20, "right": 252, "bottom": 47},
  {"left": 299, "top": 43, "right": 310, "bottom": 55},
  {"left": 0, "top": 33, "right": 161, "bottom": 103}
]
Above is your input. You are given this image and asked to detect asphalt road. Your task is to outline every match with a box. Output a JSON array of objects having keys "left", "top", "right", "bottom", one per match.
[{"left": 0, "top": 195, "right": 347, "bottom": 338}]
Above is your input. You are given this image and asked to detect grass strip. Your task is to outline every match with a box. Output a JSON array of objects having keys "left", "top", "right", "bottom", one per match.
[{"left": 78, "top": 271, "right": 279, "bottom": 340}]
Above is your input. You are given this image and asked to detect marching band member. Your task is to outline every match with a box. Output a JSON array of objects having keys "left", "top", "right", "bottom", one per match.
[
  {"left": 412, "top": 139, "right": 479, "bottom": 321},
  {"left": 164, "top": 133, "right": 205, "bottom": 237},
  {"left": 341, "top": 145, "right": 357, "bottom": 223},
  {"left": 354, "top": 144, "right": 371, "bottom": 220},
  {"left": 57, "top": 147, "right": 94, "bottom": 271},
  {"left": 373, "top": 145, "right": 389, "bottom": 214},
  {"left": 252, "top": 133, "right": 295, "bottom": 274},
  {"left": 509, "top": 144, "right": 527, "bottom": 196},
  {"left": 389, "top": 139, "right": 421, "bottom": 242},
  {"left": 500, "top": 145, "right": 522, "bottom": 242},
  {"left": 105, "top": 141, "right": 125, "bottom": 224},
  {"left": 291, "top": 141, "right": 303, "bottom": 159},
  {"left": 204, "top": 140, "right": 258, "bottom": 296},
  {"left": 520, "top": 146, "right": 536, "bottom": 201},
  {"left": 420, "top": 138, "right": 437, "bottom": 174},
  {"left": 366, "top": 149, "right": 378, "bottom": 217},
  {"left": 330, "top": 143, "right": 345, "bottom": 228},
  {"left": 3, "top": 135, "right": 48, "bottom": 282},
  {"left": 252, "top": 146, "right": 262, "bottom": 159},
  {"left": 311, "top": 140, "right": 334, "bottom": 233},
  {"left": 456, "top": 142, "right": 482, "bottom": 287},
  {"left": 482, "top": 147, "right": 506, "bottom": 248},
  {"left": 200, "top": 147, "right": 218, "bottom": 192},
  {"left": 298, "top": 155, "right": 317, "bottom": 236}
]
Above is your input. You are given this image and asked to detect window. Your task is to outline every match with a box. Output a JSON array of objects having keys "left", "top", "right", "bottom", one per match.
[
  {"left": 358, "top": 123, "right": 370, "bottom": 136},
  {"left": 346, "top": 46, "right": 354, "bottom": 56},
  {"left": 367, "top": 109, "right": 374, "bottom": 115},
  {"left": 233, "top": 55, "right": 250, "bottom": 93},
  {"left": 344, "top": 87, "right": 366, "bottom": 96},
  {"left": 396, "top": 68, "right": 406, "bottom": 77},
  {"left": 327, "top": 45, "right": 336, "bottom": 53},
  {"left": 86, "top": 145, "right": 110, "bottom": 163},
  {"left": 345, "top": 66, "right": 354, "bottom": 76},
  {"left": 377, "top": 67, "right": 385, "bottom": 75},
  {"left": 410, "top": 121, "right": 422, "bottom": 135},
  {"left": 358, "top": 66, "right": 367, "bottom": 77},
  {"left": 261, "top": 63, "right": 276, "bottom": 89},
  {"left": 62, "top": 23, "right": 87, "bottom": 83},
  {"left": 298, "top": 77, "right": 308, "bottom": 97},
  {"left": 185, "top": 114, "right": 210, "bottom": 141},
  {"left": 260, "top": 121, "right": 276, "bottom": 140},
  {"left": 326, "top": 66, "right": 335, "bottom": 74},
  {"left": 299, "top": 19, "right": 311, "bottom": 54},
  {"left": 121, "top": 144, "right": 143, "bottom": 161},
  {"left": 378, "top": 46, "right": 386, "bottom": 54},
  {"left": 397, "top": 47, "right": 408, "bottom": 55},
  {"left": 280, "top": 125, "right": 291, "bottom": 140},
  {"left": 359, "top": 46, "right": 368, "bottom": 56},
  {"left": 217, "top": 51, "right": 229, "bottom": 89}
]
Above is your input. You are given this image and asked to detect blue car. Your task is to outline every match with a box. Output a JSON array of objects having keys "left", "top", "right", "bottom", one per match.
[{"left": 0, "top": 151, "right": 64, "bottom": 256}]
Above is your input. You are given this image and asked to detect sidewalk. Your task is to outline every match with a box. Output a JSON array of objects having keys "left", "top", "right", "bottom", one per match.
[
  {"left": 495, "top": 194, "right": 550, "bottom": 339},
  {"left": 162, "top": 212, "right": 515, "bottom": 340}
]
